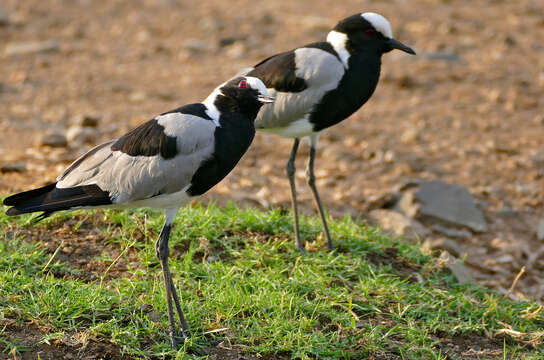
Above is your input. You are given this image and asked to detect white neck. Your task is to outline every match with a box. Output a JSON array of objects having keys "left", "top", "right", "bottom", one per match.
[
  {"left": 202, "top": 90, "right": 222, "bottom": 126},
  {"left": 326, "top": 30, "right": 350, "bottom": 69}
]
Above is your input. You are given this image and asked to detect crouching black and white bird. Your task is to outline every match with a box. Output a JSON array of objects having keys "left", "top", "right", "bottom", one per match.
[
  {"left": 244, "top": 12, "right": 415, "bottom": 251},
  {"left": 3, "top": 76, "right": 273, "bottom": 348}
]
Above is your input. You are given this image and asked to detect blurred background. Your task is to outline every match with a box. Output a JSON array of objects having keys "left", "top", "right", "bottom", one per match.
[{"left": 0, "top": 0, "right": 543, "bottom": 301}]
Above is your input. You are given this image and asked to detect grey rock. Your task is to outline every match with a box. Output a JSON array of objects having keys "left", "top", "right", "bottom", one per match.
[
  {"left": 40, "top": 132, "right": 67, "bottom": 148},
  {"left": 405, "top": 180, "right": 488, "bottom": 233},
  {"left": 5, "top": 40, "right": 60, "bottom": 56},
  {"left": 537, "top": 219, "right": 544, "bottom": 241},
  {"left": 0, "top": 162, "right": 26, "bottom": 173},
  {"left": 423, "top": 238, "right": 462, "bottom": 258},
  {"left": 199, "top": 17, "right": 224, "bottom": 33},
  {"left": 431, "top": 224, "right": 472, "bottom": 239},
  {"left": 72, "top": 113, "right": 100, "bottom": 127},
  {"left": 181, "top": 39, "right": 214, "bottom": 53},
  {"left": 66, "top": 125, "right": 99, "bottom": 145},
  {"left": 422, "top": 51, "right": 463, "bottom": 63},
  {"left": 439, "top": 251, "right": 473, "bottom": 285},
  {"left": 0, "top": 5, "right": 9, "bottom": 26},
  {"left": 370, "top": 209, "right": 430, "bottom": 241}
]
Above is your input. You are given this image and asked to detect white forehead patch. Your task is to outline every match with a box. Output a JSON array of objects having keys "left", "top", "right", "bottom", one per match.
[
  {"left": 362, "top": 12, "right": 393, "bottom": 39},
  {"left": 326, "top": 30, "right": 350, "bottom": 69},
  {"left": 244, "top": 76, "right": 270, "bottom": 97}
]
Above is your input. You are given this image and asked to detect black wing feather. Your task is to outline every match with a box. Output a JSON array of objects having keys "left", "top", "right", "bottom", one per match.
[
  {"left": 247, "top": 50, "right": 307, "bottom": 93},
  {"left": 4, "top": 183, "right": 111, "bottom": 217}
]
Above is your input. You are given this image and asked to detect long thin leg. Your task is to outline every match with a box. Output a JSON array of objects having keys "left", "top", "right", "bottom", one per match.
[
  {"left": 286, "top": 138, "right": 305, "bottom": 252},
  {"left": 306, "top": 135, "right": 333, "bottom": 250},
  {"left": 155, "top": 208, "right": 188, "bottom": 348}
]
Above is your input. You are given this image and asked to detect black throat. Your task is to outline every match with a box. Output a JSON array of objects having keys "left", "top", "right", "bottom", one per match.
[
  {"left": 186, "top": 110, "right": 256, "bottom": 196},
  {"left": 309, "top": 49, "right": 382, "bottom": 132}
]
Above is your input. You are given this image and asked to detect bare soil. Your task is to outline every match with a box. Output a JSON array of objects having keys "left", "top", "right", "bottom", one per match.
[{"left": 1, "top": 0, "right": 543, "bottom": 357}]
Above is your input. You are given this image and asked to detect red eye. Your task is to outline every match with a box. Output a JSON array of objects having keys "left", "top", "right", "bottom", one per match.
[
  {"left": 365, "top": 28, "right": 377, "bottom": 35},
  {"left": 238, "top": 80, "right": 248, "bottom": 88}
]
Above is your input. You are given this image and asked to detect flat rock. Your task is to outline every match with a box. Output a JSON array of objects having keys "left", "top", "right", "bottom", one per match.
[
  {"left": 537, "top": 219, "right": 544, "bottom": 241},
  {"left": 71, "top": 113, "right": 100, "bottom": 127},
  {"left": 0, "top": 5, "right": 9, "bottom": 26},
  {"left": 423, "top": 237, "right": 462, "bottom": 258},
  {"left": 370, "top": 209, "right": 430, "bottom": 241},
  {"left": 439, "top": 251, "right": 473, "bottom": 285},
  {"left": 5, "top": 39, "right": 60, "bottom": 56},
  {"left": 40, "top": 132, "right": 67, "bottom": 148},
  {"left": 0, "top": 162, "right": 26, "bottom": 173},
  {"left": 66, "top": 125, "right": 99, "bottom": 145},
  {"left": 401, "top": 180, "right": 488, "bottom": 233}
]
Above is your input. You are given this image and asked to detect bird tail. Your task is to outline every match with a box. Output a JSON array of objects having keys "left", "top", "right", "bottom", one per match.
[{"left": 3, "top": 182, "right": 111, "bottom": 220}]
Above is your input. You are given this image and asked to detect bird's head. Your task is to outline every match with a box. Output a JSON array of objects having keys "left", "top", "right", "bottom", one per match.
[
  {"left": 327, "top": 12, "right": 415, "bottom": 56},
  {"left": 206, "top": 76, "right": 274, "bottom": 120}
]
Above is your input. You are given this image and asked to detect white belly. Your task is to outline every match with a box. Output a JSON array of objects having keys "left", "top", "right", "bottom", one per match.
[{"left": 258, "top": 118, "right": 315, "bottom": 139}]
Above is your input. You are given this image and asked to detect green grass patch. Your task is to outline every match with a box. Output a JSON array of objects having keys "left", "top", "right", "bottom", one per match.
[{"left": 0, "top": 202, "right": 542, "bottom": 359}]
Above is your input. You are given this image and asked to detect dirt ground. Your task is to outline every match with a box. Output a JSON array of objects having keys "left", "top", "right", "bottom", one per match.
[{"left": 1, "top": 0, "right": 543, "bottom": 339}]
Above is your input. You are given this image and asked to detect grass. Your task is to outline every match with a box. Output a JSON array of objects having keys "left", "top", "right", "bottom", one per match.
[{"left": 0, "top": 202, "right": 543, "bottom": 359}]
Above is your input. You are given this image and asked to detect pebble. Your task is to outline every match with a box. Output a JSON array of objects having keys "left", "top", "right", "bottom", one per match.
[
  {"left": 537, "top": 219, "right": 544, "bottom": 241},
  {"left": 423, "top": 238, "right": 462, "bottom": 258},
  {"left": 439, "top": 251, "right": 473, "bottom": 285},
  {"left": 5, "top": 40, "right": 60, "bottom": 56},
  {"left": 40, "top": 132, "right": 67, "bottom": 148},
  {"left": 71, "top": 113, "right": 100, "bottom": 127},
  {"left": 0, "top": 162, "right": 26, "bottom": 173},
  {"left": 370, "top": 209, "right": 430, "bottom": 241},
  {"left": 423, "top": 51, "right": 463, "bottom": 64},
  {"left": 0, "top": 5, "right": 9, "bottom": 26},
  {"left": 66, "top": 125, "right": 99, "bottom": 145}
]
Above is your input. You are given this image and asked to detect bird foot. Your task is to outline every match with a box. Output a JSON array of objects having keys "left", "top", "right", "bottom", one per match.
[{"left": 169, "top": 332, "right": 189, "bottom": 349}]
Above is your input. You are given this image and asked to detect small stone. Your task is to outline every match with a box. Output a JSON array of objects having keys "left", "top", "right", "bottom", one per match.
[
  {"left": 225, "top": 42, "right": 247, "bottom": 59},
  {"left": 424, "top": 238, "right": 462, "bottom": 258},
  {"left": 199, "top": 17, "right": 224, "bottom": 32},
  {"left": 72, "top": 113, "right": 100, "bottom": 127},
  {"left": 431, "top": 224, "right": 472, "bottom": 239},
  {"left": 439, "top": 251, "right": 473, "bottom": 285},
  {"left": 181, "top": 39, "right": 213, "bottom": 53},
  {"left": 423, "top": 51, "right": 462, "bottom": 63},
  {"left": 370, "top": 209, "right": 430, "bottom": 241},
  {"left": 66, "top": 125, "right": 99, "bottom": 145},
  {"left": 5, "top": 40, "right": 60, "bottom": 56},
  {"left": 129, "top": 91, "right": 147, "bottom": 102},
  {"left": 0, "top": 162, "right": 26, "bottom": 173},
  {"left": 40, "top": 132, "right": 67, "bottom": 148},
  {"left": 147, "top": 311, "right": 161, "bottom": 322},
  {"left": 537, "top": 219, "right": 544, "bottom": 241},
  {"left": 0, "top": 5, "right": 9, "bottom": 26},
  {"left": 400, "top": 127, "right": 421, "bottom": 143}
]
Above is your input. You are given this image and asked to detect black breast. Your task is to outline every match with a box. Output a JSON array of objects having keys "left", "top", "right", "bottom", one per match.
[
  {"left": 310, "top": 54, "right": 382, "bottom": 132},
  {"left": 187, "top": 114, "right": 255, "bottom": 196}
]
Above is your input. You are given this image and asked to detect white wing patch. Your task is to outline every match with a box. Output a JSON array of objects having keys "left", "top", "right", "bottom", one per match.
[{"left": 362, "top": 12, "right": 393, "bottom": 39}]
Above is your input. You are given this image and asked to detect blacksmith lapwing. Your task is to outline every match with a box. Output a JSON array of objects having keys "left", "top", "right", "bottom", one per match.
[
  {"left": 245, "top": 12, "right": 415, "bottom": 251},
  {"left": 3, "top": 76, "right": 273, "bottom": 348}
]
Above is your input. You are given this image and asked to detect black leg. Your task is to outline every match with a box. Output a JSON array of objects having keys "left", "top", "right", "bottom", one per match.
[
  {"left": 155, "top": 220, "right": 189, "bottom": 348},
  {"left": 307, "top": 144, "right": 333, "bottom": 250},
  {"left": 286, "top": 138, "right": 305, "bottom": 252}
]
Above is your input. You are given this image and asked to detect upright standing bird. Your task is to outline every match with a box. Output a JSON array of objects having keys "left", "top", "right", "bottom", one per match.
[
  {"left": 3, "top": 76, "right": 273, "bottom": 348},
  {"left": 245, "top": 12, "right": 416, "bottom": 251}
]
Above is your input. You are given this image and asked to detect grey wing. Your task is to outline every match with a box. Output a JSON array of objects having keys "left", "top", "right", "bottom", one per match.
[
  {"left": 254, "top": 47, "right": 345, "bottom": 130},
  {"left": 57, "top": 113, "right": 216, "bottom": 204}
]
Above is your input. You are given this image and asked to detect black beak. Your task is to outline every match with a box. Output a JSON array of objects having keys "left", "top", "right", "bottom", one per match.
[{"left": 388, "top": 38, "right": 416, "bottom": 55}]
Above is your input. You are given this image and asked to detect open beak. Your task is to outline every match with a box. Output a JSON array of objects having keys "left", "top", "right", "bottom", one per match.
[
  {"left": 258, "top": 95, "right": 275, "bottom": 103},
  {"left": 388, "top": 38, "right": 416, "bottom": 55}
]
